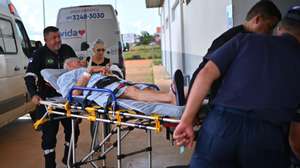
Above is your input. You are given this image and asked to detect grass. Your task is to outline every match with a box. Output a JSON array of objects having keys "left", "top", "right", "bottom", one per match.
[
  {"left": 146, "top": 64, "right": 154, "bottom": 83},
  {"left": 124, "top": 44, "right": 162, "bottom": 83},
  {"left": 153, "top": 58, "right": 162, "bottom": 65},
  {"left": 124, "top": 44, "right": 162, "bottom": 62}
]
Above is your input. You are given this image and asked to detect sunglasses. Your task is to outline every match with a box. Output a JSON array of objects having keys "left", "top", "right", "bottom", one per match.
[{"left": 96, "top": 48, "right": 105, "bottom": 52}]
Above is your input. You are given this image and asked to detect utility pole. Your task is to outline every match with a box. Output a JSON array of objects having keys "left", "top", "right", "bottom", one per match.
[{"left": 43, "top": 0, "right": 46, "bottom": 28}]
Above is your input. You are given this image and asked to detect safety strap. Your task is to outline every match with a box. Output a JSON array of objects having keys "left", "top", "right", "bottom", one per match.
[
  {"left": 94, "top": 76, "right": 121, "bottom": 88},
  {"left": 82, "top": 76, "right": 122, "bottom": 106}
]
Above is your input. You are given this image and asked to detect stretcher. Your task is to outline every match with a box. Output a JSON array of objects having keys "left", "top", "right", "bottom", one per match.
[{"left": 34, "top": 86, "right": 181, "bottom": 168}]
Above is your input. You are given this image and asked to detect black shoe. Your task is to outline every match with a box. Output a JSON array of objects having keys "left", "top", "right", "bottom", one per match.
[
  {"left": 62, "top": 145, "right": 69, "bottom": 166},
  {"left": 172, "top": 69, "right": 186, "bottom": 106},
  {"left": 45, "top": 152, "right": 56, "bottom": 168}
]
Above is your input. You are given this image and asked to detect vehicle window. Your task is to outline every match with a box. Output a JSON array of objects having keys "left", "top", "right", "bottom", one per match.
[
  {"left": 15, "top": 20, "right": 32, "bottom": 57},
  {"left": 0, "top": 18, "right": 17, "bottom": 54}
]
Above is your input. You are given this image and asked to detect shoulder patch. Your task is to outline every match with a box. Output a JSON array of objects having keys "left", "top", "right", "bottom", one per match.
[{"left": 46, "top": 58, "right": 55, "bottom": 65}]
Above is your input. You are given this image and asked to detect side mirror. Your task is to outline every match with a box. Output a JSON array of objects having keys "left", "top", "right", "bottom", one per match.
[
  {"left": 35, "top": 41, "right": 43, "bottom": 48},
  {"left": 30, "top": 40, "right": 43, "bottom": 53}
]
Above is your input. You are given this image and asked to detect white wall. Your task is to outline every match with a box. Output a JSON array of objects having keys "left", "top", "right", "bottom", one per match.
[
  {"left": 232, "top": 0, "right": 259, "bottom": 26},
  {"left": 170, "top": 0, "right": 183, "bottom": 73},
  {"left": 182, "top": 0, "right": 231, "bottom": 78},
  {"left": 159, "top": 0, "right": 300, "bottom": 83},
  {"left": 162, "top": 0, "right": 172, "bottom": 74},
  {"left": 160, "top": 0, "right": 231, "bottom": 78}
]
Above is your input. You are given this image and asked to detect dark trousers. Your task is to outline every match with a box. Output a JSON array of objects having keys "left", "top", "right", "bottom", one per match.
[
  {"left": 35, "top": 105, "right": 80, "bottom": 168},
  {"left": 190, "top": 106, "right": 290, "bottom": 168}
]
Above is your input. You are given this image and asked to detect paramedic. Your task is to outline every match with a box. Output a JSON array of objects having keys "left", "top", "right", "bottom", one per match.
[
  {"left": 187, "top": 0, "right": 281, "bottom": 101},
  {"left": 24, "top": 26, "right": 80, "bottom": 168},
  {"left": 174, "top": 5, "right": 300, "bottom": 168}
]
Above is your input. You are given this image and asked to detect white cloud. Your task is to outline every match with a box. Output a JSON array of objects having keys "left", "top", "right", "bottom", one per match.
[
  {"left": 132, "top": 20, "right": 156, "bottom": 34},
  {"left": 12, "top": 0, "right": 160, "bottom": 39},
  {"left": 12, "top": 0, "right": 44, "bottom": 41}
]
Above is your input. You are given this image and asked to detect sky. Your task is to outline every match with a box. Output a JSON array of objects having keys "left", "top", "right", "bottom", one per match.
[{"left": 11, "top": 0, "right": 160, "bottom": 41}]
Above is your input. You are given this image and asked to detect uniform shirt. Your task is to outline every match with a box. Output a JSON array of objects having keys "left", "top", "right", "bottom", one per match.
[
  {"left": 24, "top": 44, "right": 76, "bottom": 98},
  {"left": 188, "top": 25, "right": 249, "bottom": 100},
  {"left": 207, "top": 33, "right": 300, "bottom": 124},
  {"left": 86, "top": 57, "right": 110, "bottom": 66}
]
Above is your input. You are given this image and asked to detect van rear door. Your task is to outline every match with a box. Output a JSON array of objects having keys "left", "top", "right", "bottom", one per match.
[
  {"left": 85, "top": 6, "right": 120, "bottom": 63},
  {"left": 0, "top": 15, "right": 27, "bottom": 127},
  {"left": 57, "top": 5, "right": 121, "bottom": 63}
]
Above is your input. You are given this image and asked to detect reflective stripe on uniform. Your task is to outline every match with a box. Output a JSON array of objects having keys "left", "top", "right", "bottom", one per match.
[
  {"left": 44, "top": 148, "right": 55, "bottom": 155},
  {"left": 25, "top": 72, "right": 38, "bottom": 79},
  {"left": 64, "top": 142, "right": 70, "bottom": 147}
]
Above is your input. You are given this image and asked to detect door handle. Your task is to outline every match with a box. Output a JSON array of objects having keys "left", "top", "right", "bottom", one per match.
[{"left": 14, "top": 66, "right": 20, "bottom": 71}]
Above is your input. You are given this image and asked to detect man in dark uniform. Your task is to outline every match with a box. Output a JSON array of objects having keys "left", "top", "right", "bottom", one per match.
[
  {"left": 24, "top": 26, "right": 80, "bottom": 168},
  {"left": 174, "top": 5, "right": 300, "bottom": 168},
  {"left": 187, "top": 0, "right": 281, "bottom": 101}
]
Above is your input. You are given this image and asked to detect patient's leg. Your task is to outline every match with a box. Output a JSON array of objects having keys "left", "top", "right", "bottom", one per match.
[{"left": 119, "top": 86, "right": 176, "bottom": 104}]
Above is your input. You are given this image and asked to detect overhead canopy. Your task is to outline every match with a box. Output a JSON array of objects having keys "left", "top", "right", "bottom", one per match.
[{"left": 145, "top": 0, "right": 164, "bottom": 8}]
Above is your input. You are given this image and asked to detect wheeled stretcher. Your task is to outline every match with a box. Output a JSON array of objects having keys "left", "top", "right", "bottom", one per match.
[{"left": 34, "top": 86, "right": 181, "bottom": 168}]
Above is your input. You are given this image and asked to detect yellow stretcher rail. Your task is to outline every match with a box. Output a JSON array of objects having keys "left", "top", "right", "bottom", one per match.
[
  {"left": 85, "top": 107, "right": 97, "bottom": 121},
  {"left": 115, "top": 111, "right": 121, "bottom": 125},
  {"left": 64, "top": 102, "right": 72, "bottom": 118},
  {"left": 47, "top": 106, "right": 53, "bottom": 114},
  {"left": 33, "top": 118, "right": 48, "bottom": 130},
  {"left": 153, "top": 115, "right": 161, "bottom": 133}
]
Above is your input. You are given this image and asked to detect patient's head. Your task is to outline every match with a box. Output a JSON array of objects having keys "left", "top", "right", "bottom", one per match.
[{"left": 64, "top": 57, "right": 84, "bottom": 70}]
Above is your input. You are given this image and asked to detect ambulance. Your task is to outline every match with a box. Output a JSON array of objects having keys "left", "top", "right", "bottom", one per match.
[
  {"left": 56, "top": 4, "right": 125, "bottom": 76},
  {"left": 0, "top": 1, "right": 35, "bottom": 128}
]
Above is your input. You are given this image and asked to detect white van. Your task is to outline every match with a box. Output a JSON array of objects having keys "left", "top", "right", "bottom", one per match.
[
  {"left": 56, "top": 4, "right": 125, "bottom": 75},
  {"left": 0, "top": 1, "right": 35, "bottom": 128}
]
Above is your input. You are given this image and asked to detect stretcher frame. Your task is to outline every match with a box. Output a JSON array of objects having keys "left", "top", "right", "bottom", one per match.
[{"left": 35, "top": 86, "right": 180, "bottom": 168}]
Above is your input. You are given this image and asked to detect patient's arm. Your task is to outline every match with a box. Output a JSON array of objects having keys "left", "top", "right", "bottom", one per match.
[
  {"left": 88, "top": 66, "right": 110, "bottom": 75},
  {"left": 72, "top": 72, "right": 91, "bottom": 96}
]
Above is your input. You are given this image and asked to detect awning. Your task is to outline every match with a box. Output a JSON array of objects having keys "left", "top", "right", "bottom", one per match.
[{"left": 145, "top": 0, "right": 164, "bottom": 8}]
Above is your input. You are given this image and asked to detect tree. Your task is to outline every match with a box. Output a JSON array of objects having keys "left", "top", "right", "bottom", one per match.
[{"left": 138, "top": 31, "right": 154, "bottom": 45}]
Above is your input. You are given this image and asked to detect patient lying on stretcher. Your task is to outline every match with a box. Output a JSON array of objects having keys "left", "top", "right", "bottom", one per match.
[
  {"left": 60, "top": 57, "right": 176, "bottom": 104},
  {"left": 41, "top": 58, "right": 183, "bottom": 118}
]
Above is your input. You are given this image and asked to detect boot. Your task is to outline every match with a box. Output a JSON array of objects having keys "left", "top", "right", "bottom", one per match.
[
  {"left": 45, "top": 151, "right": 56, "bottom": 168},
  {"left": 62, "top": 144, "right": 69, "bottom": 166}
]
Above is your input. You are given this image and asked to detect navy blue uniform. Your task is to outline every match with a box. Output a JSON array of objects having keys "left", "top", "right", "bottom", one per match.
[
  {"left": 24, "top": 44, "right": 80, "bottom": 168},
  {"left": 190, "top": 33, "right": 300, "bottom": 168}
]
